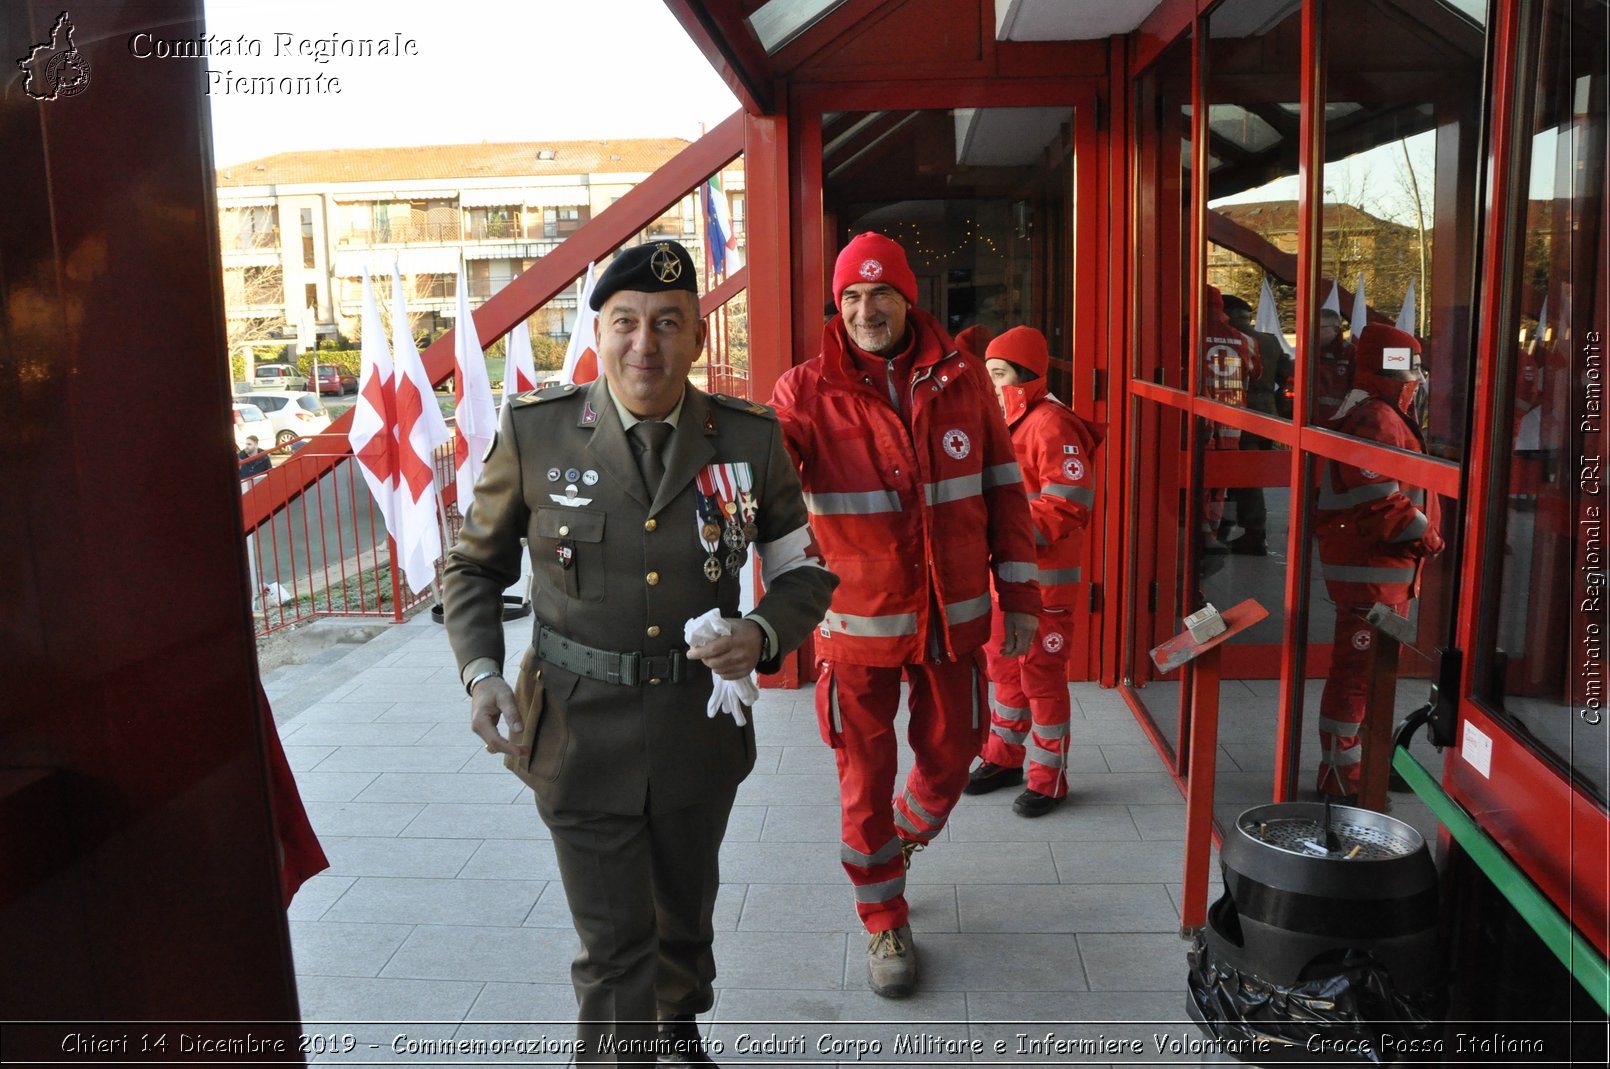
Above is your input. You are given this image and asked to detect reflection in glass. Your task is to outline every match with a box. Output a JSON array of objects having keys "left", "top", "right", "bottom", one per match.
[
  {"left": 1318, "top": 0, "right": 1488, "bottom": 457},
  {"left": 1478, "top": 0, "right": 1608, "bottom": 804},
  {"left": 1132, "top": 31, "right": 1193, "bottom": 389},
  {"left": 749, "top": 0, "right": 845, "bottom": 53}
]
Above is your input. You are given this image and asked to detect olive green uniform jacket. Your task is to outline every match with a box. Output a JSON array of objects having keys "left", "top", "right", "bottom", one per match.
[{"left": 443, "top": 378, "right": 838, "bottom": 815}]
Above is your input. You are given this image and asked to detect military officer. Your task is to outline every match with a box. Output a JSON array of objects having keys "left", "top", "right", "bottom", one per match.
[{"left": 443, "top": 240, "right": 837, "bottom": 1067}]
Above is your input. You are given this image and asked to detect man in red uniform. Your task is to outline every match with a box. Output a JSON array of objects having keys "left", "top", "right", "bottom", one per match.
[
  {"left": 1313, "top": 307, "right": 1356, "bottom": 424},
  {"left": 964, "top": 327, "right": 1102, "bottom": 817},
  {"left": 1314, "top": 323, "right": 1444, "bottom": 799},
  {"left": 769, "top": 233, "right": 1041, "bottom": 998}
]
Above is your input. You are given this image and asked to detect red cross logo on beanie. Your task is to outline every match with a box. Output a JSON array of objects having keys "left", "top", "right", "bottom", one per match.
[{"left": 859, "top": 259, "right": 884, "bottom": 281}]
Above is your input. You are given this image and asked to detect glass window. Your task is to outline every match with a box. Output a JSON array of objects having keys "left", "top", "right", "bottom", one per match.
[
  {"left": 1132, "top": 31, "right": 1193, "bottom": 390},
  {"left": 300, "top": 207, "right": 315, "bottom": 268},
  {"left": 1477, "top": 0, "right": 1608, "bottom": 803},
  {"left": 1316, "top": 0, "right": 1490, "bottom": 457},
  {"left": 749, "top": 0, "right": 846, "bottom": 53}
]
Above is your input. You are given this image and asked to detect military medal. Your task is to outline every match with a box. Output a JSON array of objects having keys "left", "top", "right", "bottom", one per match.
[
  {"left": 723, "top": 523, "right": 746, "bottom": 550},
  {"left": 725, "top": 550, "right": 744, "bottom": 576},
  {"left": 702, "top": 522, "right": 722, "bottom": 543},
  {"left": 556, "top": 542, "right": 574, "bottom": 569},
  {"left": 704, "top": 555, "right": 723, "bottom": 581},
  {"left": 693, "top": 467, "right": 728, "bottom": 584},
  {"left": 733, "top": 466, "right": 759, "bottom": 545}
]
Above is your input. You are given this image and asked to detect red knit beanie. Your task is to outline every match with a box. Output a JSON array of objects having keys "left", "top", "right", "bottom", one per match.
[
  {"left": 955, "top": 324, "right": 993, "bottom": 358},
  {"left": 1354, "top": 323, "right": 1420, "bottom": 376},
  {"left": 832, "top": 232, "right": 918, "bottom": 308},
  {"left": 985, "top": 326, "right": 1050, "bottom": 380}
]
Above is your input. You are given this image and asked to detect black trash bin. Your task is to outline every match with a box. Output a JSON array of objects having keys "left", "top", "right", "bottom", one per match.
[{"left": 1186, "top": 802, "right": 1444, "bottom": 1065}]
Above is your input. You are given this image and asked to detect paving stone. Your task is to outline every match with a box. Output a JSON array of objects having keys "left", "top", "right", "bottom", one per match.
[
  {"left": 399, "top": 802, "right": 548, "bottom": 840},
  {"left": 303, "top": 801, "right": 425, "bottom": 838},
  {"left": 320, "top": 835, "right": 480, "bottom": 879},
  {"left": 904, "top": 840, "right": 1058, "bottom": 885},
  {"left": 283, "top": 722, "right": 433, "bottom": 747},
  {"left": 295, "top": 974, "right": 483, "bottom": 1024},
  {"left": 1050, "top": 840, "right": 1186, "bottom": 883},
  {"left": 456, "top": 838, "right": 564, "bottom": 882},
  {"left": 282, "top": 745, "right": 338, "bottom": 772},
  {"left": 851, "top": 932, "right": 1087, "bottom": 992},
  {"left": 323, "top": 876, "right": 542, "bottom": 926},
  {"left": 733, "top": 772, "right": 843, "bottom": 807},
  {"left": 308, "top": 746, "right": 477, "bottom": 774},
  {"left": 287, "top": 874, "right": 356, "bottom": 922},
  {"left": 1126, "top": 805, "right": 1188, "bottom": 840},
  {"left": 381, "top": 923, "right": 578, "bottom": 983},
  {"left": 717, "top": 840, "right": 848, "bottom": 884},
  {"left": 1077, "top": 932, "right": 1193, "bottom": 991},
  {"left": 289, "top": 920, "right": 414, "bottom": 977},
  {"left": 758, "top": 804, "right": 843, "bottom": 842},
  {"left": 288, "top": 702, "right": 396, "bottom": 725},
  {"left": 739, "top": 882, "right": 958, "bottom": 933},
  {"left": 353, "top": 772, "right": 526, "bottom": 805},
  {"left": 709, "top": 931, "right": 849, "bottom": 990},
  {"left": 957, "top": 882, "right": 1178, "bottom": 935},
  {"left": 946, "top": 801, "right": 1140, "bottom": 843}
]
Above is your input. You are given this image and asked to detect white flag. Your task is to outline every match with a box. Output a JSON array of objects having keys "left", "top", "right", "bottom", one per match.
[
  {"left": 1321, "top": 279, "right": 1342, "bottom": 316},
  {"left": 560, "top": 262, "right": 600, "bottom": 386},
  {"left": 502, "top": 318, "right": 539, "bottom": 419},
  {"left": 1396, "top": 280, "right": 1417, "bottom": 334},
  {"left": 452, "top": 264, "right": 498, "bottom": 519},
  {"left": 1350, "top": 272, "right": 1369, "bottom": 340},
  {"left": 1256, "top": 276, "right": 1294, "bottom": 357},
  {"left": 705, "top": 176, "right": 743, "bottom": 275},
  {"left": 389, "top": 265, "right": 452, "bottom": 594},
  {"left": 349, "top": 269, "right": 397, "bottom": 536}
]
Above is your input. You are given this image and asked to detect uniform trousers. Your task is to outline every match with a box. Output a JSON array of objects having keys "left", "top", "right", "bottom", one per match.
[
  {"left": 1316, "top": 597, "right": 1409, "bottom": 795},
  {"left": 816, "top": 654, "right": 987, "bottom": 933},
  {"left": 981, "top": 607, "right": 1073, "bottom": 798},
  {"left": 535, "top": 784, "right": 737, "bottom": 1066}
]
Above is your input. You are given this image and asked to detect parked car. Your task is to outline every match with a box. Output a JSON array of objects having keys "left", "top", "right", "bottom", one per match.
[
  {"left": 307, "top": 364, "right": 359, "bottom": 395},
  {"left": 248, "top": 390, "right": 331, "bottom": 446},
  {"left": 253, "top": 363, "right": 304, "bottom": 389},
  {"left": 232, "top": 402, "right": 271, "bottom": 451}
]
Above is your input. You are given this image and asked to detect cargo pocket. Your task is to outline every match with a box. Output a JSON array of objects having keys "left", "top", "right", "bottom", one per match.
[{"left": 814, "top": 662, "right": 845, "bottom": 749}]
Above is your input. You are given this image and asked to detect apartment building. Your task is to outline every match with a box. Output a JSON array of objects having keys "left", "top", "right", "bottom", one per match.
[{"left": 215, "top": 138, "right": 744, "bottom": 364}]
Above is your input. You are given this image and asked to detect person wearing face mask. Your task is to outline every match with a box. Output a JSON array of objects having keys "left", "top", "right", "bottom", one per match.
[
  {"left": 963, "top": 327, "right": 1103, "bottom": 817},
  {"left": 769, "top": 232, "right": 1041, "bottom": 998},
  {"left": 1313, "top": 323, "right": 1444, "bottom": 803}
]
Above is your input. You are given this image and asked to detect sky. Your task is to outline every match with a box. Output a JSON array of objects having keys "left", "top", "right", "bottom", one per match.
[{"left": 200, "top": 0, "right": 740, "bottom": 166}]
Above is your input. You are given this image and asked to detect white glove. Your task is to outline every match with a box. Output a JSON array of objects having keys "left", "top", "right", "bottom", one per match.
[{"left": 683, "top": 608, "right": 758, "bottom": 727}]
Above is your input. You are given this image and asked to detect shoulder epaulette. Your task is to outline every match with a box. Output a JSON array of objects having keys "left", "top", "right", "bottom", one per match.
[
  {"left": 709, "top": 393, "right": 776, "bottom": 419},
  {"left": 513, "top": 382, "right": 583, "bottom": 407}
]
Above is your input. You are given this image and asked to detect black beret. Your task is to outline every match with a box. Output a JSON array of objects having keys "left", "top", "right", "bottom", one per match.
[{"left": 589, "top": 240, "right": 699, "bottom": 311}]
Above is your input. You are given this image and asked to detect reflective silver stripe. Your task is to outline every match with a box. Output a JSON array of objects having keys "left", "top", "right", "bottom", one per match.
[
  {"left": 1318, "top": 462, "right": 1401, "bottom": 509},
  {"left": 824, "top": 609, "right": 919, "bottom": 637},
  {"left": 829, "top": 674, "right": 842, "bottom": 734},
  {"left": 1323, "top": 746, "right": 1363, "bottom": 766},
  {"left": 900, "top": 789, "right": 940, "bottom": 828},
  {"left": 1405, "top": 488, "right": 1426, "bottom": 506},
  {"left": 970, "top": 658, "right": 981, "bottom": 730},
  {"left": 1391, "top": 511, "right": 1429, "bottom": 543},
  {"left": 1318, "top": 717, "right": 1362, "bottom": 738},
  {"left": 841, "top": 837, "right": 903, "bottom": 868},
  {"left": 981, "top": 462, "right": 1023, "bottom": 490},
  {"left": 1034, "top": 720, "right": 1070, "bottom": 740},
  {"left": 1321, "top": 562, "right": 1418, "bottom": 584},
  {"left": 893, "top": 808, "right": 941, "bottom": 841},
  {"left": 924, "top": 472, "right": 982, "bottom": 506},
  {"left": 992, "top": 723, "right": 1028, "bottom": 745},
  {"left": 944, "top": 592, "right": 992, "bottom": 625},
  {"left": 1038, "top": 566, "right": 1083, "bottom": 585},
  {"left": 854, "top": 874, "right": 906, "bottom": 904},
  {"left": 801, "top": 488, "right": 903, "bottom": 515},
  {"left": 1039, "top": 483, "right": 1095, "bottom": 506},
  {"left": 997, "top": 561, "right": 1038, "bottom": 583},
  {"left": 992, "top": 698, "right": 1029, "bottom": 721},
  {"left": 1028, "top": 743, "right": 1065, "bottom": 769}
]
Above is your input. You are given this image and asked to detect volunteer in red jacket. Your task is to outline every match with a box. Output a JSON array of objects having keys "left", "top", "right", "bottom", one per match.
[
  {"left": 964, "top": 327, "right": 1102, "bottom": 817},
  {"left": 1315, "top": 323, "right": 1443, "bottom": 800},
  {"left": 770, "top": 233, "right": 1041, "bottom": 998}
]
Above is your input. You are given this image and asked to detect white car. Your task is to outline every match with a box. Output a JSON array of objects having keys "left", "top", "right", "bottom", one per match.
[
  {"left": 232, "top": 402, "right": 272, "bottom": 451},
  {"left": 249, "top": 390, "right": 331, "bottom": 446}
]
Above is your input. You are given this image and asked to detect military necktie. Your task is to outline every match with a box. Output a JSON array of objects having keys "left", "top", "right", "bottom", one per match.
[{"left": 630, "top": 420, "right": 672, "bottom": 497}]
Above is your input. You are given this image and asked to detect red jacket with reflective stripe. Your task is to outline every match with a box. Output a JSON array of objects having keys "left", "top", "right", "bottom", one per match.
[
  {"left": 770, "top": 309, "right": 1042, "bottom": 666},
  {"left": 1000, "top": 380, "right": 1103, "bottom": 610},
  {"left": 1314, "top": 374, "right": 1442, "bottom": 604}
]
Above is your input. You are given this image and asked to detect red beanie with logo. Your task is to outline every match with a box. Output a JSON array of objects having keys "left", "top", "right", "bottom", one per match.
[
  {"left": 985, "top": 326, "right": 1050, "bottom": 381},
  {"left": 832, "top": 232, "right": 919, "bottom": 308},
  {"left": 1354, "top": 323, "right": 1420, "bottom": 376}
]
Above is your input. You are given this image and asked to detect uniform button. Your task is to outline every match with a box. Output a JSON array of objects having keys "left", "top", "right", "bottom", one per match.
[
  {"left": 558, "top": 525, "right": 570, "bottom": 537},
  {"left": 647, "top": 625, "right": 661, "bottom": 638},
  {"left": 649, "top": 677, "right": 662, "bottom": 685},
  {"left": 646, "top": 571, "right": 660, "bottom": 585},
  {"left": 644, "top": 518, "right": 658, "bottom": 532}
]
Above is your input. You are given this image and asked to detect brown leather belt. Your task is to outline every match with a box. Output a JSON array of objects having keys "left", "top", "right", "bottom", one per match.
[{"left": 536, "top": 624, "right": 687, "bottom": 686}]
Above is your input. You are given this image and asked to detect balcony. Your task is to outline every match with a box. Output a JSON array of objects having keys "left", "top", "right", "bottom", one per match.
[{"left": 337, "top": 224, "right": 462, "bottom": 248}]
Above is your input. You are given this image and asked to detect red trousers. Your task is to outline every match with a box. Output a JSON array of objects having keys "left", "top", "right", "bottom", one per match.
[
  {"left": 816, "top": 654, "right": 987, "bottom": 933},
  {"left": 981, "top": 607, "right": 1073, "bottom": 797},
  {"left": 1317, "top": 598, "right": 1409, "bottom": 795}
]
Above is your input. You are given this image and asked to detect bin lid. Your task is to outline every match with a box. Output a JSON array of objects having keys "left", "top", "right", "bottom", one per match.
[{"left": 1236, "top": 802, "right": 1425, "bottom": 861}]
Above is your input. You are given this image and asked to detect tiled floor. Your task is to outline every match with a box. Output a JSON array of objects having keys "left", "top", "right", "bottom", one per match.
[{"left": 268, "top": 614, "right": 1430, "bottom": 1066}]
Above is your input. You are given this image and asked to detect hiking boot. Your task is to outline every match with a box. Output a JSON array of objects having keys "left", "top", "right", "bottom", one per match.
[
  {"left": 867, "top": 925, "right": 918, "bottom": 998},
  {"left": 657, "top": 1014, "right": 717, "bottom": 1066},
  {"left": 963, "top": 761, "right": 1024, "bottom": 795},
  {"left": 1013, "top": 789, "right": 1063, "bottom": 818},
  {"left": 899, "top": 838, "right": 925, "bottom": 869},
  {"left": 1228, "top": 534, "right": 1268, "bottom": 556}
]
